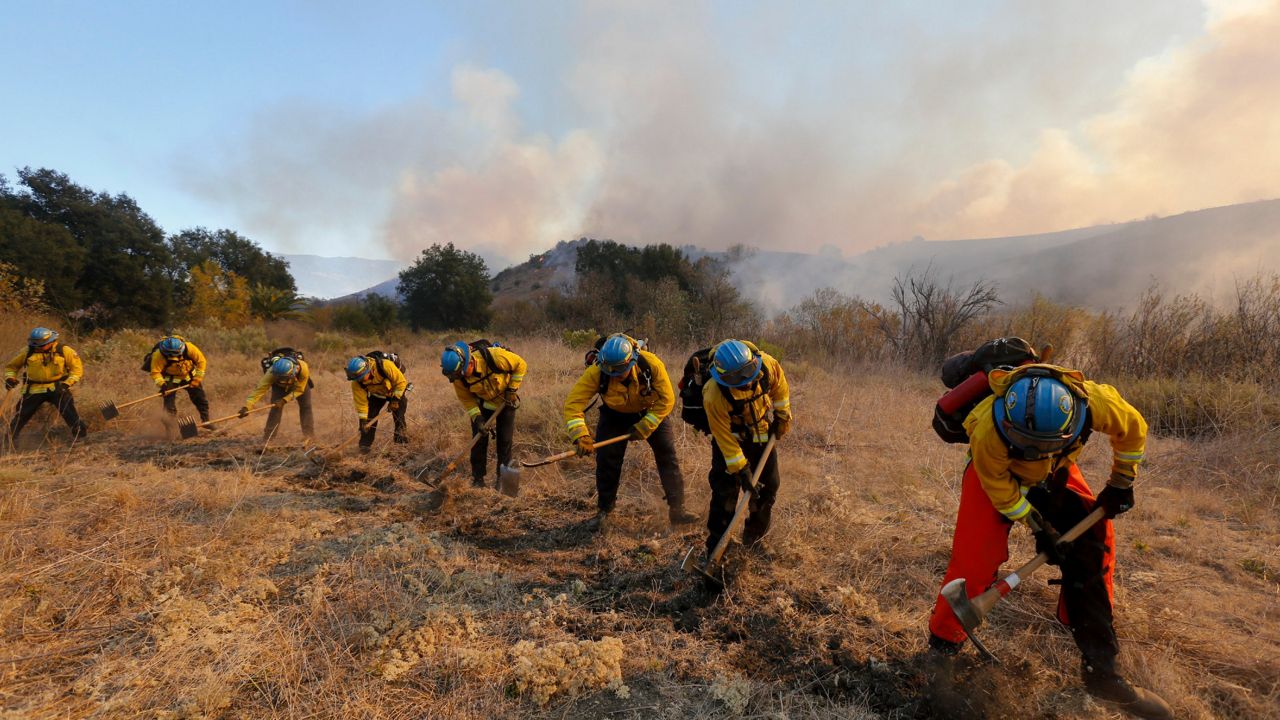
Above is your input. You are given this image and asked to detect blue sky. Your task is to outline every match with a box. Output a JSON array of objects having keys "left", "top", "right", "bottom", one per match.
[{"left": 4, "top": 1, "right": 1274, "bottom": 270}]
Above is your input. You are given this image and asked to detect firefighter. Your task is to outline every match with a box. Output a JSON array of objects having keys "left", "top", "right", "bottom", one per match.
[
  {"left": 240, "top": 352, "right": 314, "bottom": 442},
  {"left": 149, "top": 335, "right": 209, "bottom": 423},
  {"left": 4, "top": 327, "right": 89, "bottom": 444},
  {"left": 563, "top": 333, "right": 698, "bottom": 531},
  {"left": 926, "top": 363, "right": 1171, "bottom": 720},
  {"left": 345, "top": 354, "right": 408, "bottom": 453},
  {"left": 702, "top": 339, "right": 791, "bottom": 555},
  {"left": 440, "top": 341, "right": 526, "bottom": 488}
]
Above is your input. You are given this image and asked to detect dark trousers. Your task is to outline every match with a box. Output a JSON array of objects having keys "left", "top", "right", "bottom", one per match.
[
  {"left": 595, "top": 407, "right": 685, "bottom": 513},
  {"left": 9, "top": 388, "right": 88, "bottom": 441},
  {"left": 929, "top": 463, "right": 1118, "bottom": 669},
  {"left": 264, "top": 383, "right": 314, "bottom": 442},
  {"left": 359, "top": 395, "right": 408, "bottom": 447},
  {"left": 471, "top": 405, "right": 515, "bottom": 485},
  {"left": 706, "top": 438, "right": 780, "bottom": 553},
  {"left": 161, "top": 382, "right": 210, "bottom": 422}
]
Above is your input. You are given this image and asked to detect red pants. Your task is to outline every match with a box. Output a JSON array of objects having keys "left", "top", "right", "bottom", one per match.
[{"left": 930, "top": 462, "right": 1119, "bottom": 666}]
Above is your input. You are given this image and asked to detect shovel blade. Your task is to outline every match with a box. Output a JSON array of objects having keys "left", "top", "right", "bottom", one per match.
[
  {"left": 177, "top": 416, "right": 199, "bottom": 439},
  {"left": 680, "top": 546, "right": 723, "bottom": 587},
  {"left": 498, "top": 463, "right": 521, "bottom": 497},
  {"left": 99, "top": 401, "right": 119, "bottom": 421}
]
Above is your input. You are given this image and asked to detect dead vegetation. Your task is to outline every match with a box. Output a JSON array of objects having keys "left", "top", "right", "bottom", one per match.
[{"left": 1, "top": 324, "right": 1277, "bottom": 719}]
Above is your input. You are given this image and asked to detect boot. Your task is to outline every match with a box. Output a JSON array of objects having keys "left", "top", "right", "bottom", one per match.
[
  {"left": 590, "top": 510, "right": 611, "bottom": 534},
  {"left": 1083, "top": 665, "right": 1173, "bottom": 720},
  {"left": 668, "top": 505, "right": 699, "bottom": 526},
  {"left": 471, "top": 475, "right": 486, "bottom": 489}
]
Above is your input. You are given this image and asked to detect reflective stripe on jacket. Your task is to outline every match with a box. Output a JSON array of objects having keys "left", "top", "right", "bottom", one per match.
[
  {"left": 563, "top": 349, "right": 674, "bottom": 440},
  {"left": 4, "top": 343, "right": 84, "bottom": 394},
  {"left": 150, "top": 340, "right": 207, "bottom": 384},
  {"left": 704, "top": 352, "right": 790, "bottom": 474},
  {"left": 451, "top": 347, "right": 526, "bottom": 416},
  {"left": 244, "top": 360, "right": 311, "bottom": 409},
  {"left": 352, "top": 361, "right": 408, "bottom": 419}
]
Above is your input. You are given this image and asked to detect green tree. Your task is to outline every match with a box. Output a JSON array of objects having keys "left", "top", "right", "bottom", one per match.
[
  {"left": 360, "top": 294, "right": 402, "bottom": 335},
  {"left": 4, "top": 168, "right": 180, "bottom": 326},
  {"left": 170, "top": 227, "right": 296, "bottom": 293},
  {"left": 249, "top": 283, "right": 303, "bottom": 320},
  {"left": 0, "top": 205, "right": 84, "bottom": 313},
  {"left": 398, "top": 243, "right": 492, "bottom": 331}
]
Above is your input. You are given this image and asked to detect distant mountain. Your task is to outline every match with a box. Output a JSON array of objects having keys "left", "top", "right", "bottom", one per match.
[
  {"left": 344, "top": 199, "right": 1280, "bottom": 312},
  {"left": 280, "top": 254, "right": 403, "bottom": 299}
]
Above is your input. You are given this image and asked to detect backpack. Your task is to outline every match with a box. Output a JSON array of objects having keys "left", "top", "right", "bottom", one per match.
[
  {"left": 932, "top": 337, "right": 1040, "bottom": 443},
  {"left": 677, "top": 345, "right": 771, "bottom": 436},
  {"left": 261, "top": 347, "right": 305, "bottom": 373},
  {"left": 140, "top": 341, "right": 189, "bottom": 372},
  {"left": 365, "top": 350, "right": 405, "bottom": 377},
  {"left": 458, "top": 339, "right": 511, "bottom": 385}
]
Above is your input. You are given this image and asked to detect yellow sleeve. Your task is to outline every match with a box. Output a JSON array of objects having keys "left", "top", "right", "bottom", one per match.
[
  {"left": 453, "top": 379, "right": 481, "bottom": 418},
  {"left": 244, "top": 373, "right": 272, "bottom": 409},
  {"left": 5, "top": 350, "right": 26, "bottom": 380},
  {"left": 765, "top": 355, "right": 790, "bottom": 422},
  {"left": 632, "top": 352, "right": 674, "bottom": 439},
  {"left": 189, "top": 343, "right": 207, "bottom": 379},
  {"left": 965, "top": 397, "right": 1030, "bottom": 522},
  {"left": 284, "top": 362, "right": 310, "bottom": 402},
  {"left": 385, "top": 362, "right": 408, "bottom": 398},
  {"left": 563, "top": 367, "right": 601, "bottom": 440},
  {"left": 63, "top": 346, "right": 84, "bottom": 386},
  {"left": 705, "top": 383, "right": 748, "bottom": 474},
  {"left": 352, "top": 381, "right": 370, "bottom": 419},
  {"left": 494, "top": 348, "right": 527, "bottom": 390},
  {"left": 149, "top": 348, "right": 166, "bottom": 384},
  {"left": 1084, "top": 381, "right": 1148, "bottom": 485}
]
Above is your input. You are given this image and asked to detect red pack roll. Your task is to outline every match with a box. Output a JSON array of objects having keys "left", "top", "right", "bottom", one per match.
[{"left": 937, "top": 370, "right": 990, "bottom": 415}]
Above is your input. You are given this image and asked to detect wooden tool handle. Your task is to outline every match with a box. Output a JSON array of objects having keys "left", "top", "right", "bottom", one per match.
[
  {"left": 523, "top": 434, "right": 630, "bottom": 467},
  {"left": 421, "top": 400, "right": 510, "bottom": 485},
  {"left": 331, "top": 413, "right": 385, "bottom": 453},
  {"left": 706, "top": 435, "right": 778, "bottom": 566},
  {"left": 201, "top": 404, "right": 272, "bottom": 428},
  {"left": 117, "top": 386, "right": 184, "bottom": 410}
]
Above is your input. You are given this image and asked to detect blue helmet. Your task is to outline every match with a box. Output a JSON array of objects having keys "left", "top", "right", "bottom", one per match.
[
  {"left": 346, "top": 356, "right": 374, "bottom": 381},
  {"left": 28, "top": 327, "right": 58, "bottom": 349},
  {"left": 440, "top": 342, "right": 471, "bottom": 379},
  {"left": 597, "top": 334, "right": 638, "bottom": 377},
  {"left": 159, "top": 336, "right": 186, "bottom": 357},
  {"left": 711, "top": 340, "right": 762, "bottom": 388},
  {"left": 270, "top": 356, "right": 299, "bottom": 379},
  {"left": 994, "top": 370, "right": 1088, "bottom": 460}
]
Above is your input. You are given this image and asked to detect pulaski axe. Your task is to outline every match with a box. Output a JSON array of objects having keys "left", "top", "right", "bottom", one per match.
[
  {"left": 681, "top": 435, "right": 777, "bottom": 587},
  {"left": 940, "top": 506, "right": 1106, "bottom": 663}
]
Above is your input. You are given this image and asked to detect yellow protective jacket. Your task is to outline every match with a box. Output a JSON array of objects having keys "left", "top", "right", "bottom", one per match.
[
  {"left": 5, "top": 343, "right": 84, "bottom": 394},
  {"left": 452, "top": 346, "right": 526, "bottom": 418},
  {"left": 563, "top": 349, "right": 674, "bottom": 441},
  {"left": 149, "top": 339, "right": 207, "bottom": 385},
  {"left": 703, "top": 345, "right": 791, "bottom": 474},
  {"left": 351, "top": 358, "right": 408, "bottom": 420},
  {"left": 244, "top": 360, "right": 311, "bottom": 409},
  {"left": 966, "top": 364, "right": 1147, "bottom": 523}
]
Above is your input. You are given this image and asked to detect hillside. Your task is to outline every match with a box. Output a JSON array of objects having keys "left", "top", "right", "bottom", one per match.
[
  {"left": 343, "top": 199, "right": 1279, "bottom": 313},
  {"left": 281, "top": 255, "right": 403, "bottom": 300},
  {"left": 0, "top": 324, "right": 1276, "bottom": 719}
]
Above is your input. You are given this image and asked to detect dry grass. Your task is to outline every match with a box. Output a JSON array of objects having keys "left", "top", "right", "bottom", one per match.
[{"left": 1, "top": 323, "right": 1277, "bottom": 719}]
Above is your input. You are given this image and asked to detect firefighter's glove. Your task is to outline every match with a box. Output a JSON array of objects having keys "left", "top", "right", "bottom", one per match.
[
  {"left": 628, "top": 424, "right": 647, "bottom": 442},
  {"left": 772, "top": 416, "right": 792, "bottom": 439},
  {"left": 1096, "top": 484, "right": 1134, "bottom": 519},
  {"left": 189, "top": 378, "right": 202, "bottom": 389},
  {"left": 273, "top": 399, "right": 288, "bottom": 409},
  {"left": 4, "top": 377, "right": 17, "bottom": 390},
  {"left": 575, "top": 435, "right": 595, "bottom": 457},
  {"left": 156, "top": 381, "right": 168, "bottom": 394},
  {"left": 387, "top": 398, "right": 401, "bottom": 411},
  {"left": 238, "top": 406, "right": 250, "bottom": 419},
  {"left": 359, "top": 419, "right": 370, "bottom": 434},
  {"left": 1033, "top": 524, "right": 1068, "bottom": 567},
  {"left": 55, "top": 381, "right": 69, "bottom": 393},
  {"left": 734, "top": 468, "right": 756, "bottom": 494},
  {"left": 502, "top": 389, "right": 521, "bottom": 409},
  {"left": 470, "top": 416, "right": 484, "bottom": 436}
]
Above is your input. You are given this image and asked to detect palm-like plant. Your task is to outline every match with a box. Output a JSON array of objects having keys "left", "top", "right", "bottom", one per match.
[{"left": 250, "top": 283, "right": 303, "bottom": 321}]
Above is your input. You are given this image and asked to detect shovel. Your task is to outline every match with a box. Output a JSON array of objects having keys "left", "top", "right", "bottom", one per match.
[
  {"left": 415, "top": 400, "right": 508, "bottom": 488},
  {"left": 100, "top": 386, "right": 184, "bottom": 421},
  {"left": 304, "top": 414, "right": 385, "bottom": 466},
  {"left": 681, "top": 435, "right": 777, "bottom": 587},
  {"left": 178, "top": 405, "right": 272, "bottom": 439},
  {"left": 940, "top": 506, "right": 1106, "bottom": 663},
  {"left": 519, "top": 434, "right": 630, "bottom": 468}
]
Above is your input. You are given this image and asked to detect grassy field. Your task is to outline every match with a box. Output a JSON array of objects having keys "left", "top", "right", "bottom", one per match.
[{"left": 1, "top": 322, "right": 1277, "bottom": 719}]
